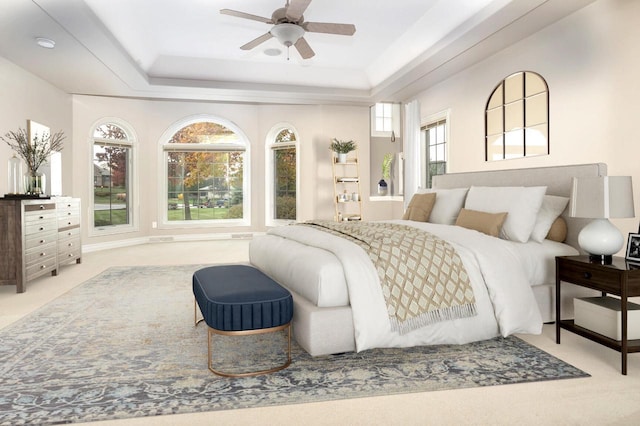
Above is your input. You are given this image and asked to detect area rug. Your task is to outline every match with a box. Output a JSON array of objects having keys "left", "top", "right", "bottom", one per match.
[{"left": 0, "top": 265, "right": 589, "bottom": 425}]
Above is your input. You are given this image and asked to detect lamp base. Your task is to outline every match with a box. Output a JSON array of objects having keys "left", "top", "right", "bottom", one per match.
[
  {"left": 578, "top": 218, "right": 624, "bottom": 258},
  {"left": 589, "top": 254, "right": 613, "bottom": 265}
]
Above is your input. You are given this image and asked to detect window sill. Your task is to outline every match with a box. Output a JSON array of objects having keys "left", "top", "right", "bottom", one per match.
[{"left": 370, "top": 196, "right": 403, "bottom": 202}]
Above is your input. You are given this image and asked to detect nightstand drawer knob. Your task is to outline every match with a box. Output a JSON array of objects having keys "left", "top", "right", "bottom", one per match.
[{"left": 583, "top": 272, "right": 592, "bottom": 279}]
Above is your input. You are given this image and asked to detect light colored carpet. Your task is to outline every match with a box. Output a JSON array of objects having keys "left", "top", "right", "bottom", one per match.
[{"left": 0, "top": 264, "right": 587, "bottom": 425}]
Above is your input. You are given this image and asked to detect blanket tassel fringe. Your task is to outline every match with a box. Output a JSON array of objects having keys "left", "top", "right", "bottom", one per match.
[{"left": 390, "top": 303, "right": 478, "bottom": 335}]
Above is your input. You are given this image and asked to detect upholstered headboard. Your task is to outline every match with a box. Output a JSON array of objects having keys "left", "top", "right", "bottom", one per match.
[{"left": 432, "top": 163, "right": 608, "bottom": 252}]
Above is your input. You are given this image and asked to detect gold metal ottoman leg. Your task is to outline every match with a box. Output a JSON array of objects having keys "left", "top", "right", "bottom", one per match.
[{"left": 207, "top": 323, "right": 292, "bottom": 378}]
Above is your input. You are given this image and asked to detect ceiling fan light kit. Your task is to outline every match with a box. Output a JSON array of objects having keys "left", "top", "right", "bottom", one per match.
[
  {"left": 221, "top": 0, "right": 355, "bottom": 61},
  {"left": 270, "top": 23, "right": 304, "bottom": 47}
]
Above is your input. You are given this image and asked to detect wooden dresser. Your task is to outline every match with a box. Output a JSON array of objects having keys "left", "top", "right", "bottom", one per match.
[{"left": 0, "top": 197, "right": 81, "bottom": 293}]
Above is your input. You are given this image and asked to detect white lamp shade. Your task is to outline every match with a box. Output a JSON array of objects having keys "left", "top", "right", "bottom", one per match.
[
  {"left": 570, "top": 176, "right": 635, "bottom": 258},
  {"left": 570, "top": 176, "right": 634, "bottom": 219}
]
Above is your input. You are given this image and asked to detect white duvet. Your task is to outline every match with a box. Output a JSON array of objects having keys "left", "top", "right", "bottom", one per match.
[{"left": 267, "top": 220, "right": 542, "bottom": 352}]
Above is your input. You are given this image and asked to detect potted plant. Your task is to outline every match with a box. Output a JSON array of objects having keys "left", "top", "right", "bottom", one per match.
[
  {"left": 1, "top": 127, "right": 65, "bottom": 195},
  {"left": 378, "top": 153, "right": 393, "bottom": 195},
  {"left": 330, "top": 138, "right": 357, "bottom": 163}
]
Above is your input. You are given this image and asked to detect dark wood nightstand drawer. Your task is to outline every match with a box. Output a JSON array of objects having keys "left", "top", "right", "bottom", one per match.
[{"left": 558, "top": 262, "right": 621, "bottom": 293}]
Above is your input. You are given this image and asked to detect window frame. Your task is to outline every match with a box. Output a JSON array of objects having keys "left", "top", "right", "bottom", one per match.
[
  {"left": 420, "top": 110, "right": 450, "bottom": 189},
  {"left": 158, "top": 115, "right": 251, "bottom": 229},
  {"left": 88, "top": 118, "right": 138, "bottom": 237},
  {"left": 265, "top": 123, "right": 300, "bottom": 227}
]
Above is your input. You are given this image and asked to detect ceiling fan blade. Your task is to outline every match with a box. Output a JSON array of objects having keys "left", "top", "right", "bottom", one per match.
[
  {"left": 240, "top": 33, "right": 274, "bottom": 50},
  {"left": 304, "top": 22, "right": 356, "bottom": 36},
  {"left": 294, "top": 37, "right": 315, "bottom": 59},
  {"left": 285, "top": 0, "right": 312, "bottom": 22},
  {"left": 220, "top": 9, "right": 273, "bottom": 24}
]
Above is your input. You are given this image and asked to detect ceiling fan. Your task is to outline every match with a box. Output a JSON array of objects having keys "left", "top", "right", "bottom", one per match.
[{"left": 220, "top": 0, "right": 356, "bottom": 60}]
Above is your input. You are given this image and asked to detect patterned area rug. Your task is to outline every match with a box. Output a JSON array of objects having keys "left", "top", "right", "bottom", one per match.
[{"left": 0, "top": 265, "right": 589, "bottom": 425}]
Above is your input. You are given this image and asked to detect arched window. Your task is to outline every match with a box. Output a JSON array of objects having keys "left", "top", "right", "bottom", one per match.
[
  {"left": 161, "top": 116, "right": 249, "bottom": 226},
  {"left": 266, "top": 125, "right": 298, "bottom": 225},
  {"left": 485, "top": 71, "right": 549, "bottom": 161},
  {"left": 91, "top": 120, "right": 136, "bottom": 235}
]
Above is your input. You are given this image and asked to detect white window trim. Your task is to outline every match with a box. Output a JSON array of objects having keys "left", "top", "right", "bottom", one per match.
[
  {"left": 371, "top": 103, "right": 401, "bottom": 137},
  {"left": 265, "top": 123, "right": 300, "bottom": 227},
  {"left": 88, "top": 117, "right": 139, "bottom": 237},
  {"left": 157, "top": 114, "right": 251, "bottom": 229},
  {"left": 420, "top": 109, "right": 451, "bottom": 190}
]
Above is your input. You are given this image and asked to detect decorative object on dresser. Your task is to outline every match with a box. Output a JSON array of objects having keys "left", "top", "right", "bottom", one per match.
[
  {"left": 569, "top": 176, "right": 635, "bottom": 264},
  {"left": 556, "top": 255, "right": 640, "bottom": 375},
  {"left": 0, "top": 197, "right": 81, "bottom": 293},
  {"left": 1, "top": 123, "right": 65, "bottom": 196},
  {"left": 332, "top": 146, "right": 362, "bottom": 222}
]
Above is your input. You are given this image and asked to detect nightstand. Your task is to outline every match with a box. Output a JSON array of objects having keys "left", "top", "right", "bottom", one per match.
[{"left": 556, "top": 255, "right": 640, "bottom": 375}]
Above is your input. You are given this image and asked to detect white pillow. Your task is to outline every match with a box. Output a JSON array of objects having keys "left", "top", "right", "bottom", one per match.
[
  {"left": 530, "top": 195, "right": 570, "bottom": 243},
  {"left": 464, "top": 186, "right": 547, "bottom": 242},
  {"left": 416, "top": 187, "right": 468, "bottom": 225}
]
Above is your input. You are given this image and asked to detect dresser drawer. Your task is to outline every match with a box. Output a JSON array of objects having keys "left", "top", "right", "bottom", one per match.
[
  {"left": 58, "top": 237, "right": 80, "bottom": 253},
  {"left": 558, "top": 261, "right": 622, "bottom": 293},
  {"left": 58, "top": 226, "right": 80, "bottom": 240},
  {"left": 25, "top": 244, "right": 57, "bottom": 264},
  {"left": 25, "top": 220, "right": 57, "bottom": 236},
  {"left": 24, "top": 230, "right": 58, "bottom": 250},
  {"left": 58, "top": 249, "right": 81, "bottom": 265},
  {"left": 23, "top": 202, "right": 55, "bottom": 213},
  {"left": 24, "top": 209, "right": 57, "bottom": 223},
  {"left": 58, "top": 216, "right": 80, "bottom": 229},
  {"left": 26, "top": 257, "right": 57, "bottom": 281}
]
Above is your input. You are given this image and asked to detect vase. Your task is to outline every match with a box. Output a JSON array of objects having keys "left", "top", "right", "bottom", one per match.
[
  {"left": 24, "top": 170, "right": 46, "bottom": 195},
  {"left": 8, "top": 155, "right": 24, "bottom": 194},
  {"left": 337, "top": 153, "right": 347, "bottom": 163},
  {"left": 377, "top": 179, "right": 388, "bottom": 195}
]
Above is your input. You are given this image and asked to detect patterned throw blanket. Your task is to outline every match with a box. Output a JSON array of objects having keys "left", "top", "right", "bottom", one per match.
[{"left": 301, "top": 221, "right": 477, "bottom": 334}]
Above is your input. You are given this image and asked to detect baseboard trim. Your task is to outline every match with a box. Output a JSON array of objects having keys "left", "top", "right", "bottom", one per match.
[{"left": 83, "top": 232, "right": 265, "bottom": 253}]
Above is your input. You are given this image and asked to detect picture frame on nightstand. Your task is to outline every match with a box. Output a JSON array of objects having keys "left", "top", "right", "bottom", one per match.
[{"left": 625, "top": 233, "right": 640, "bottom": 262}]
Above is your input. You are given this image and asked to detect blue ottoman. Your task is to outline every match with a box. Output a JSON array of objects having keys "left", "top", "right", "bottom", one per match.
[{"left": 193, "top": 264, "right": 293, "bottom": 377}]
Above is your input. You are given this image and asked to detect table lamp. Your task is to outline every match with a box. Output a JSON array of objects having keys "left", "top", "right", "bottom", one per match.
[{"left": 570, "top": 176, "right": 635, "bottom": 263}]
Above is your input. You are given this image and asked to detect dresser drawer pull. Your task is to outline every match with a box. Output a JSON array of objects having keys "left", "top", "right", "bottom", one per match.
[
  {"left": 39, "top": 205, "right": 45, "bottom": 210},
  {"left": 40, "top": 239, "right": 46, "bottom": 244},
  {"left": 40, "top": 265, "right": 46, "bottom": 270},
  {"left": 67, "top": 232, "right": 73, "bottom": 236},
  {"left": 583, "top": 272, "right": 592, "bottom": 279},
  {"left": 40, "top": 252, "right": 46, "bottom": 257},
  {"left": 39, "top": 216, "right": 44, "bottom": 219},
  {"left": 39, "top": 227, "right": 45, "bottom": 231},
  {"left": 67, "top": 212, "right": 72, "bottom": 216},
  {"left": 68, "top": 253, "right": 74, "bottom": 257},
  {"left": 67, "top": 243, "right": 73, "bottom": 247}
]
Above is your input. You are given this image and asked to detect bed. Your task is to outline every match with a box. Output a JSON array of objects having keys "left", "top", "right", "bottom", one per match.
[{"left": 250, "top": 163, "right": 606, "bottom": 356}]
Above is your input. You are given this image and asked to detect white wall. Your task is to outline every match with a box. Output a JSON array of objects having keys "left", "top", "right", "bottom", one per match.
[
  {"left": 0, "top": 56, "right": 72, "bottom": 196},
  {"left": 410, "top": 0, "right": 640, "bottom": 240},
  {"left": 72, "top": 96, "right": 369, "bottom": 245}
]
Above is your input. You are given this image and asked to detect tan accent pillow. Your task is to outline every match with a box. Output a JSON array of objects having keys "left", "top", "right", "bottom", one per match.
[
  {"left": 402, "top": 193, "right": 437, "bottom": 222},
  {"left": 455, "top": 208, "right": 508, "bottom": 237},
  {"left": 546, "top": 217, "right": 568, "bottom": 242}
]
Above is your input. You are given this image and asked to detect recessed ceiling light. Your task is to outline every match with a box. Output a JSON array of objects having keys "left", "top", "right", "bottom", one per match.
[
  {"left": 36, "top": 37, "right": 56, "bottom": 49},
  {"left": 264, "top": 48, "right": 282, "bottom": 57}
]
